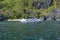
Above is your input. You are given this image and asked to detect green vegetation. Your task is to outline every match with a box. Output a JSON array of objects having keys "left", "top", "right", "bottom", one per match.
[{"left": 0, "top": 0, "right": 59, "bottom": 19}]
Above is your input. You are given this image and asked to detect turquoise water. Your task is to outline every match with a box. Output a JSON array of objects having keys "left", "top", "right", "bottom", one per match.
[{"left": 0, "top": 21, "right": 60, "bottom": 40}]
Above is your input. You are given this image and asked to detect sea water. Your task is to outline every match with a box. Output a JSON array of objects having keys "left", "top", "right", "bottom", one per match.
[{"left": 0, "top": 21, "right": 60, "bottom": 40}]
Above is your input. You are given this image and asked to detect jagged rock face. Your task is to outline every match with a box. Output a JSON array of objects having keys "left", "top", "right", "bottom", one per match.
[
  {"left": 32, "top": 1, "right": 43, "bottom": 9},
  {"left": 48, "top": 9, "right": 60, "bottom": 20},
  {"left": 32, "top": 0, "right": 53, "bottom": 9},
  {"left": 0, "top": 14, "right": 5, "bottom": 21},
  {"left": 43, "top": 0, "right": 53, "bottom": 8}
]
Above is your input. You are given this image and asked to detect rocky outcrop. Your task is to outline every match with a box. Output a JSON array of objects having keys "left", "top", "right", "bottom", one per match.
[
  {"left": 32, "top": 0, "right": 53, "bottom": 9},
  {"left": 47, "top": 9, "right": 60, "bottom": 20}
]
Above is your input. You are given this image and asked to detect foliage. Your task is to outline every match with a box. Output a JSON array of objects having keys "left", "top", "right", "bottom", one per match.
[{"left": 0, "top": 0, "right": 59, "bottom": 19}]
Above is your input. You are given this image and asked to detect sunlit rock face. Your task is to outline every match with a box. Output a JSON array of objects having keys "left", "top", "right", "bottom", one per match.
[
  {"left": 47, "top": 9, "right": 60, "bottom": 20},
  {"left": 32, "top": 0, "right": 53, "bottom": 9}
]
